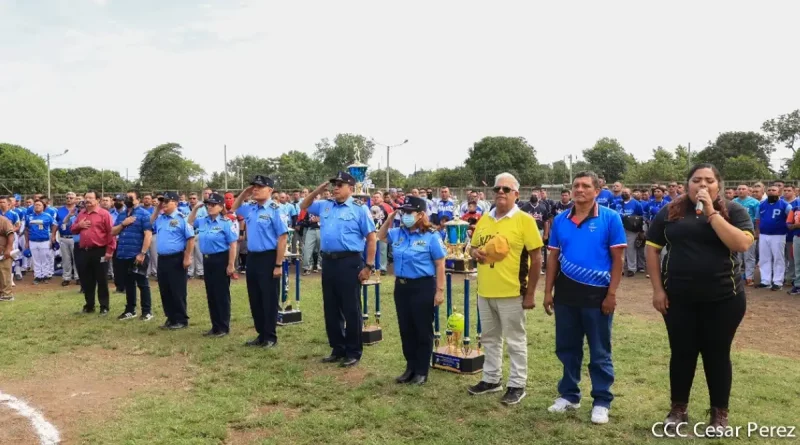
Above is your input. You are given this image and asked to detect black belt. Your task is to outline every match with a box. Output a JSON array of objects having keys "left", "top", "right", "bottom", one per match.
[
  {"left": 397, "top": 276, "right": 434, "bottom": 284},
  {"left": 79, "top": 246, "right": 106, "bottom": 251},
  {"left": 321, "top": 251, "right": 360, "bottom": 260},
  {"left": 158, "top": 252, "right": 183, "bottom": 258},
  {"left": 249, "top": 250, "right": 277, "bottom": 255},
  {"left": 203, "top": 251, "right": 229, "bottom": 259},
  {"left": 60, "top": 235, "right": 73, "bottom": 239}
]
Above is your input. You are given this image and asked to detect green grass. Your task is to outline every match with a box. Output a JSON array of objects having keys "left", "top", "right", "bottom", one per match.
[{"left": 1, "top": 275, "right": 799, "bottom": 444}]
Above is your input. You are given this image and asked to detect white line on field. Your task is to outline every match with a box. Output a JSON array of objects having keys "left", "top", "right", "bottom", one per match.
[{"left": 0, "top": 390, "right": 61, "bottom": 445}]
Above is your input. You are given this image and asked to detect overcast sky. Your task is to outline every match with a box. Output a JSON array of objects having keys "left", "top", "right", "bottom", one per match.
[{"left": 2, "top": 0, "right": 798, "bottom": 180}]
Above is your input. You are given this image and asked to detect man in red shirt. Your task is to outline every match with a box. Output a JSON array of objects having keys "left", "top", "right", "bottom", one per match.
[{"left": 71, "top": 190, "right": 117, "bottom": 315}]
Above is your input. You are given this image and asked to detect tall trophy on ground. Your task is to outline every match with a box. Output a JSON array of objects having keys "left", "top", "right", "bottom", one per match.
[{"left": 444, "top": 219, "right": 473, "bottom": 271}]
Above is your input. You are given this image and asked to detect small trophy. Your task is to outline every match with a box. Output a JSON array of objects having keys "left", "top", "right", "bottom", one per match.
[{"left": 347, "top": 142, "right": 369, "bottom": 198}]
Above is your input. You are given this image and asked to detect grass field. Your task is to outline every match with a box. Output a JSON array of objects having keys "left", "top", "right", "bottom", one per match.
[{"left": 1, "top": 272, "right": 799, "bottom": 444}]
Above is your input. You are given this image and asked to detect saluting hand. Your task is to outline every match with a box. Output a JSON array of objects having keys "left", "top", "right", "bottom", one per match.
[{"left": 193, "top": 202, "right": 204, "bottom": 210}]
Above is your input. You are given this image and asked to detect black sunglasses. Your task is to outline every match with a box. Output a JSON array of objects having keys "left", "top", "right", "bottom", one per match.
[{"left": 493, "top": 186, "right": 514, "bottom": 194}]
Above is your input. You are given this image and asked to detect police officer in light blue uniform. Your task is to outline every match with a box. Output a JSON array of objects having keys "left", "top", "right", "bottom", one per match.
[
  {"left": 189, "top": 193, "right": 237, "bottom": 337},
  {"left": 377, "top": 196, "right": 446, "bottom": 385},
  {"left": 301, "top": 171, "right": 377, "bottom": 368},
  {"left": 232, "top": 175, "right": 289, "bottom": 348},
  {"left": 150, "top": 191, "right": 195, "bottom": 330}
]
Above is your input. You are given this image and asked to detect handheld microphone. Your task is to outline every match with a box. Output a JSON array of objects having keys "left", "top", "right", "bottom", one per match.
[{"left": 695, "top": 200, "right": 703, "bottom": 215}]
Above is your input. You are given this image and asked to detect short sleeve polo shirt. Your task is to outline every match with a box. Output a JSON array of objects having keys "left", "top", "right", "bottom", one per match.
[{"left": 548, "top": 203, "right": 627, "bottom": 307}]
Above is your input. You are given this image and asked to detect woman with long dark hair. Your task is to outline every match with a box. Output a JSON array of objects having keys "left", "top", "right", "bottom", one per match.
[{"left": 645, "top": 163, "right": 754, "bottom": 429}]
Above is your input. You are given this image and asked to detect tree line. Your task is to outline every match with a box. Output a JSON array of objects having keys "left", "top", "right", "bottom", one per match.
[{"left": 1, "top": 109, "right": 798, "bottom": 195}]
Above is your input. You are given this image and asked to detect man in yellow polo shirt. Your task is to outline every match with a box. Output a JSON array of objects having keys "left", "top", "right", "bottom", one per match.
[{"left": 468, "top": 172, "right": 543, "bottom": 406}]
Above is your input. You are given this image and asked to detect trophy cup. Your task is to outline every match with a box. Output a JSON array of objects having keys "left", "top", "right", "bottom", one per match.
[{"left": 444, "top": 220, "right": 471, "bottom": 271}]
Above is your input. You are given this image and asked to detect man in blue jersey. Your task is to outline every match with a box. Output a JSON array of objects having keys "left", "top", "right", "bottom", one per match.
[
  {"left": 25, "top": 200, "right": 57, "bottom": 284},
  {"left": 758, "top": 185, "right": 791, "bottom": 290},
  {"left": 56, "top": 192, "right": 80, "bottom": 286},
  {"left": 595, "top": 177, "right": 615, "bottom": 207},
  {"left": 614, "top": 188, "right": 645, "bottom": 276},
  {"left": 732, "top": 184, "right": 760, "bottom": 286},
  {"left": 432, "top": 186, "right": 457, "bottom": 225}
]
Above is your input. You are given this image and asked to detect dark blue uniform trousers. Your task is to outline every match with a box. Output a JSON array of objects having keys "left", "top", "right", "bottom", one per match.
[
  {"left": 157, "top": 253, "right": 189, "bottom": 324},
  {"left": 321, "top": 254, "right": 363, "bottom": 359},
  {"left": 394, "top": 277, "right": 435, "bottom": 376},
  {"left": 246, "top": 250, "right": 280, "bottom": 343},
  {"left": 203, "top": 251, "right": 231, "bottom": 333}
]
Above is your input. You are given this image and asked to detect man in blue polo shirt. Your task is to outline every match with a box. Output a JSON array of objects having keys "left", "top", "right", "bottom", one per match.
[
  {"left": 732, "top": 184, "right": 760, "bottom": 286},
  {"left": 113, "top": 191, "right": 154, "bottom": 321},
  {"left": 543, "top": 171, "right": 626, "bottom": 425},
  {"left": 56, "top": 192, "right": 80, "bottom": 286},
  {"left": 595, "top": 176, "right": 615, "bottom": 207}
]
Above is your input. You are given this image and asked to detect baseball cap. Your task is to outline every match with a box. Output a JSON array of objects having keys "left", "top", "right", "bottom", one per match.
[
  {"left": 483, "top": 235, "right": 510, "bottom": 263},
  {"left": 399, "top": 196, "right": 426, "bottom": 213},
  {"left": 250, "top": 175, "right": 275, "bottom": 187},
  {"left": 329, "top": 171, "right": 356, "bottom": 186},
  {"left": 114, "top": 194, "right": 125, "bottom": 201},
  {"left": 159, "top": 191, "right": 180, "bottom": 202},
  {"left": 204, "top": 192, "right": 224, "bottom": 205}
]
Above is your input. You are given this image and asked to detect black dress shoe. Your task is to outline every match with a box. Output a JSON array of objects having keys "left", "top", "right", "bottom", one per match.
[
  {"left": 340, "top": 357, "right": 360, "bottom": 368},
  {"left": 212, "top": 331, "right": 228, "bottom": 338},
  {"left": 395, "top": 370, "right": 415, "bottom": 384},
  {"left": 261, "top": 341, "right": 277, "bottom": 349},
  {"left": 202, "top": 329, "right": 216, "bottom": 337},
  {"left": 99, "top": 308, "right": 109, "bottom": 316},
  {"left": 167, "top": 323, "right": 188, "bottom": 330},
  {"left": 321, "top": 355, "right": 344, "bottom": 364},
  {"left": 80, "top": 307, "right": 95, "bottom": 314},
  {"left": 159, "top": 321, "right": 172, "bottom": 330},
  {"left": 408, "top": 375, "right": 427, "bottom": 385},
  {"left": 245, "top": 338, "right": 265, "bottom": 347},
  {"left": 61, "top": 280, "right": 70, "bottom": 287}
]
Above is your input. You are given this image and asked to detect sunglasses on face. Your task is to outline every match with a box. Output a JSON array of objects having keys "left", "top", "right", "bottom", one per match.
[{"left": 493, "top": 186, "right": 514, "bottom": 194}]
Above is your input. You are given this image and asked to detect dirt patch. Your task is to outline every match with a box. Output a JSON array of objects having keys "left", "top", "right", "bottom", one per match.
[
  {"left": 615, "top": 274, "right": 800, "bottom": 359},
  {"left": 254, "top": 404, "right": 301, "bottom": 420},
  {"left": 224, "top": 427, "right": 273, "bottom": 445},
  {"left": 0, "top": 409, "right": 38, "bottom": 445},
  {"left": 0, "top": 346, "right": 190, "bottom": 444}
]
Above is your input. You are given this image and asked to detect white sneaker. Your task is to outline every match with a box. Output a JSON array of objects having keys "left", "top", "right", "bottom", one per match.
[
  {"left": 591, "top": 406, "right": 609, "bottom": 424},
  {"left": 548, "top": 398, "right": 581, "bottom": 413}
]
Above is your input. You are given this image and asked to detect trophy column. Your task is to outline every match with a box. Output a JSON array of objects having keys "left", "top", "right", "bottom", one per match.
[
  {"left": 431, "top": 270, "right": 485, "bottom": 374},
  {"left": 277, "top": 251, "right": 303, "bottom": 326}
]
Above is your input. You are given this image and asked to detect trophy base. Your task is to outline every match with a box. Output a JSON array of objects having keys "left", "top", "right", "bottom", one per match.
[
  {"left": 361, "top": 278, "right": 381, "bottom": 286},
  {"left": 277, "top": 310, "right": 303, "bottom": 326},
  {"left": 445, "top": 259, "right": 477, "bottom": 272},
  {"left": 362, "top": 325, "right": 383, "bottom": 345},
  {"left": 431, "top": 346, "right": 484, "bottom": 374}
]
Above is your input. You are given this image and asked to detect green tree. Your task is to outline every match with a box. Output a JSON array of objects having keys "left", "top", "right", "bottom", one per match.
[
  {"left": 138, "top": 143, "right": 205, "bottom": 192},
  {"left": 0, "top": 143, "right": 48, "bottom": 195},
  {"left": 762, "top": 109, "right": 800, "bottom": 153},
  {"left": 369, "top": 168, "right": 407, "bottom": 190},
  {"left": 582, "top": 137, "right": 632, "bottom": 182},
  {"left": 465, "top": 137, "right": 540, "bottom": 186},
  {"left": 274, "top": 150, "right": 325, "bottom": 189},
  {"left": 404, "top": 169, "right": 437, "bottom": 190},
  {"left": 624, "top": 146, "right": 688, "bottom": 183},
  {"left": 434, "top": 166, "right": 475, "bottom": 188},
  {"left": 314, "top": 134, "right": 375, "bottom": 176},
  {"left": 50, "top": 167, "right": 130, "bottom": 195},
  {"left": 725, "top": 155, "right": 773, "bottom": 180},
  {"left": 692, "top": 131, "right": 774, "bottom": 175}
]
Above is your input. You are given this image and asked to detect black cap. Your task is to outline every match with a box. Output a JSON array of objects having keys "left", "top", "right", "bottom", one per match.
[
  {"left": 204, "top": 192, "right": 224, "bottom": 205},
  {"left": 159, "top": 191, "right": 180, "bottom": 202},
  {"left": 250, "top": 175, "right": 275, "bottom": 188},
  {"left": 399, "top": 196, "right": 426, "bottom": 213},
  {"left": 329, "top": 171, "right": 356, "bottom": 186},
  {"left": 114, "top": 194, "right": 125, "bottom": 201}
]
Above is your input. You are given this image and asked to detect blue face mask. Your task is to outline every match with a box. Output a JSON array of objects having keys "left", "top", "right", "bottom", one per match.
[{"left": 401, "top": 214, "right": 417, "bottom": 228}]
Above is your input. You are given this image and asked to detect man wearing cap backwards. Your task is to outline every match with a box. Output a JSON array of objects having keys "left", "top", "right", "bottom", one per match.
[
  {"left": 232, "top": 175, "right": 288, "bottom": 348},
  {"left": 468, "top": 172, "right": 543, "bottom": 406},
  {"left": 149, "top": 191, "right": 196, "bottom": 329},
  {"left": 300, "top": 171, "right": 377, "bottom": 368},
  {"left": 543, "top": 171, "right": 626, "bottom": 425}
]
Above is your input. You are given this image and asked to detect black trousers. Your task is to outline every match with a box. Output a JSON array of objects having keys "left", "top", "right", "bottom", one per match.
[
  {"left": 663, "top": 292, "right": 746, "bottom": 409},
  {"left": 157, "top": 253, "right": 189, "bottom": 324},
  {"left": 203, "top": 251, "right": 231, "bottom": 334},
  {"left": 246, "top": 250, "right": 279, "bottom": 343},
  {"left": 394, "top": 277, "right": 435, "bottom": 376},
  {"left": 78, "top": 246, "right": 110, "bottom": 310},
  {"left": 112, "top": 252, "right": 126, "bottom": 292},
  {"left": 321, "top": 254, "right": 363, "bottom": 359},
  {"left": 74, "top": 248, "right": 83, "bottom": 282},
  {"left": 118, "top": 258, "right": 152, "bottom": 315}
]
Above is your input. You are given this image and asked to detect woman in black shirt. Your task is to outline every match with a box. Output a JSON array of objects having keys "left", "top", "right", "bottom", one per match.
[{"left": 645, "top": 163, "right": 754, "bottom": 430}]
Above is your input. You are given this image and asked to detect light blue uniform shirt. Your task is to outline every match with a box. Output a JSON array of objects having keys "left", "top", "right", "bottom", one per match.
[
  {"left": 279, "top": 202, "right": 298, "bottom": 227},
  {"left": 732, "top": 196, "right": 760, "bottom": 225},
  {"left": 195, "top": 205, "right": 208, "bottom": 220},
  {"left": 153, "top": 210, "right": 195, "bottom": 255},
  {"left": 193, "top": 214, "right": 237, "bottom": 255},
  {"left": 237, "top": 201, "right": 288, "bottom": 252},
  {"left": 308, "top": 197, "right": 376, "bottom": 253},
  {"left": 387, "top": 227, "right": 446, "bottom": 279}
]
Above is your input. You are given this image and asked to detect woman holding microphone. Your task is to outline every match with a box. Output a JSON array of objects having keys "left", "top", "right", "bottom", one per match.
[
  {"left": 188, "top": 193, "right": 237, "bottom": 338},
  {"left": 377, "top": 196, "right": 446, "bottom": 385},
  {"left": 645, "top": 163, "right": 753, "bottom": 430}
]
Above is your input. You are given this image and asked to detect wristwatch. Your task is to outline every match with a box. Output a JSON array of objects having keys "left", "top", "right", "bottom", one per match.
[
  {"left": 274, "top": 264, "right": 282, "bottom": 269},
  {"left": 366, "top": 263, "right": 375, "bottom": 271},
  {"left": 140, "top": 251, "right": 147, "bottom": 255}
]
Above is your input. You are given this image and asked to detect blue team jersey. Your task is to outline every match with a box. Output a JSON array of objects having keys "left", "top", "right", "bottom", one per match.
[
  {"left": 193, "top": 214, "right": 237, "bottom": 254},
  {"left": 114, "top": 206, "right": 154, "bottom": 260},
  {"left": 614, "top": 199, "right": 644, "bottom": 217},
  {"left": 387, "top": 227, "right": 446, "bottom": 279},
  {"left": 645, "top": 199, "right": 667, "bottom": 221},
  {"left": 596, "top": 189, "right": 615, "bottom": 207},
  {"left": 56, "top": 206, "right": 79, "bottom": 237},
  {"left": 434, "top": 199, "right": 457, "bottom": 220},
  {"left": 26, "top": 212, "right": 56, "bottom": 242},
  {"left": 308, "top": 197, "right": 376, "bottom": 253},
  {"left": 237, "top": 201, "right": 288, "bottom": 252},
  {"left": 732, "top": 196, "right": 760, "bottom": 224},
  {"left": 759, "top": 199, "right": 791, "bottom": 236},
  {"left": 153, "top": 210, "right": 195, "bottom": 255},
  {"left": 3, "top": 210, "right": 19, "bottom": 226}
]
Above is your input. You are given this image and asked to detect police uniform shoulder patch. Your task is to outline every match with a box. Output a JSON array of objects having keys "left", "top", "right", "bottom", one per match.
[
  {"left": 269, "top": 202, "right": 280, "bottom": 209},
  {"left": 354, "top": 198, "right": 364, "bottom": 206}
]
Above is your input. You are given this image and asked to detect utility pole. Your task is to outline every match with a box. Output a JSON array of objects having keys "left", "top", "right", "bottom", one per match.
[
  {"left": 101, "top": 168, "right": 105, "bottom": 196},
  {"left": 224, "top": 144, "right": 228, "bottom": 190},
  {"left": 568, "top": 154, "right": 574, "bottom": 184},
  {"left": 46, "top": 149, "right": 69, "bottom": 198},
  {"left": 371, "top": 138, "right": 409, "bottom": 190}
]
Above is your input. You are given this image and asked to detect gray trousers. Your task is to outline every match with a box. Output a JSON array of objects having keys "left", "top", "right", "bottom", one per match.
[
  {"left": 739, "top": 240, "right": 757, "bottom": 280},
  {"left": 148, "top": 234, "right": 158, "bottom": 276},
  {"left": 302, "top": 228, "right": 320, "bottom": 271},
  {"left": 624, "top": 231, "right": 643, "bottom": 272},
  {"left": 478, "top": 296, "right": 528, "bottom": 388},
  {"left": 60, "top": 237, "right": 78, "bottom": 281},
  {"left": 188, "top": 241, "right": 204, "bottom": 277}
]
